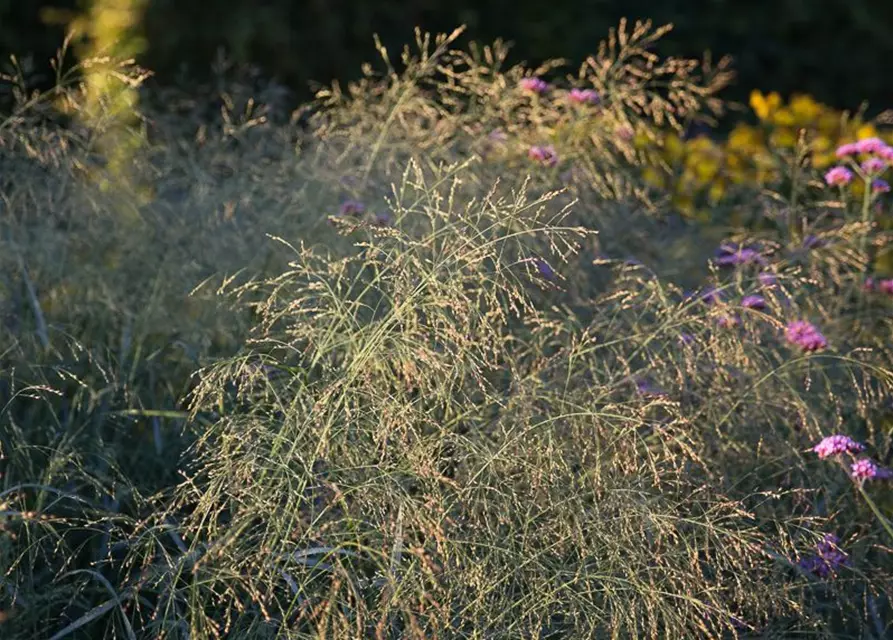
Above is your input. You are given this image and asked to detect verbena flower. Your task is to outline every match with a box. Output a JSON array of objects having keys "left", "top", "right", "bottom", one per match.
[
  {"left": 785, "top": 320, "right": 828, "bottom": 351},
  {"left": 528, "top": 144, "right": 559, "bottom": 167},
  {"left": 851, "top": 458, "right": 879, "bottom": 480},
  {"left": 854, "top": 137, "right": 889, "bottom": 155},
  {"left": 741, "top": 294, "right": 766, "bottom": 310},
  {"left": 714, "top": 243, "right": 765, "bottom": 266},
  {"left": 373, "top": 212, "right": 392, "bottom": 227},
  {"left": 533, "top": 258, "right": 556, "bottom": 281},
  {"left": 824, "top": 166, "right": 853, "bottom": 186},
  {"left": 861, "top": 157, "right": 888, "bottom": 174},
  {"left": 679, "top": 332, "right": 695, "bottom": 346},
  {"left": 339, "top": 199, "right": 365, "bottom": 217},
  {"left": 811, "top": 434, "right": 864, "bottom": 459},
  {"left": 802, "top": 234, "right": 826, "bottom": 250},
  {"left": 568, "top": 88, "right": 600, "bottom": 104},
  {"left": 520, "top": 77, "right": 549, "bottom": 94},
  {"left": 835, "top": 143, "right": 858, "bottom": 158},
  {"left": 693, "top": 286, "right": 723, "bottom": 305},
  {"left": 799, "top": 533, "right": 849, "bottom": 578},
  {"left": 878, "top": 279, "right": 893, "bottom": 294},
  {"left": 715, "top": 313, "right": 740, "bottom": 328},
  {"left": 872, "top": 178, "right": 891, "bottom": 193},
  {"left": 758, "top": 272, "right": 778, "bottom": 287},
  {"left": 635, "top": 378, "right": 668, "bottom": 398}
]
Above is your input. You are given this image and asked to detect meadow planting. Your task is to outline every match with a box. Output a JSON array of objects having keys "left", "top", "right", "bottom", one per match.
[{"left": 1, "top": 20, "right": 893, "bottom": 638}]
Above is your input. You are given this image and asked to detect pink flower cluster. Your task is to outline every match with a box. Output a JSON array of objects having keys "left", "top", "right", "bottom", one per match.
[
  {"left": 824, "top": 166, "right": 853, "bottom": 186},
  {"left": 784, "top": 320, "right": 828, "bottom": 352},
  {"left": 519, "top": 77, "right": 550, "bottom": 94},
  {"left": 811, "top": 434, "right": 865, "bottom": 459},
  {"left": 864, "top": 277, "right": 893, "bottom": 295},
  {"left": 825, "top": 137, "right": 893, "bottom": 189},
  {"left": 528, "top": 144, "right": 559, "bottom": 167},
  {"left": 568, "top": 88, "right": 600, "bottom": 105},
  {"left": 851, "top": 458, "right": 893, "bottom": 482},
  {"left": 836, "top": 137, "right": 893, "bottom": 160}
]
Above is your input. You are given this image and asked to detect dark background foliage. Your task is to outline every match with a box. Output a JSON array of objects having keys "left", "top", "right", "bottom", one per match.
[{"left": 2, "top": 0, "right": 892, "bottom": 111}]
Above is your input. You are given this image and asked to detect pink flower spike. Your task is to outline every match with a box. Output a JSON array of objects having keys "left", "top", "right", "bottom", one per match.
[
  {"left": 861, "top": 157, "right": 888, "bottom": 174},
  {"left": 854, "top": 137, "right": 888, "bottom": 155},
  {"left": 520, "top": 77, "right": 550, "bottom": 94},
  {"left": 851, "top": 458, "right": 879, "bottom": 480},
  {"left": 835, "top": 143, "right": 858, "bottom": 158},
  {"left": 568, "top": 88, "right": 600, "bottom": 104},
  {"left": 824, "top": 166, "right": 853, "bottom": 186},
  {"left": 528, "top": 144, "right": 559, "bottom": 167},
  {"left": 785, "top": 320, "right": 828, "bottom": 351},
  {"left": 812, "top": 434, "right": 865, "bottom": 459}
]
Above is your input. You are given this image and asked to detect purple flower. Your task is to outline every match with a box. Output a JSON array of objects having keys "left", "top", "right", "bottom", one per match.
[
  {"left": 372, "top": 212, "right": 392, "bottom": 227},
  {"left": 824, "top": 166, "right": 853, "bottom": 186},
  {"left": 714, "top": 243, "right": 765, "bottom": 267},
  {"left": 854, "top": 137, "right": 890, "bottom": 156},
  {"left": 861, "top": 157, "right": 888, "bottom": 174},
  {"left": 802, "top": 234, "right": 826, "bottom": 250},
  {"left": 863, "top": 277, "right": 876, "bottom": 292},
  {"left": 693, "top": 286, "right": 724, "bottom": 305},
  {"left": 715, "top": 313, "right": 740, "bottom": 328},
  {"left": 758, "top": 272, "right": 778, "bottom": 287},
  {"left": 488, "top": 128, "right": 508, "bottom": 142},
  {"left": 568, "top": 88, "right": 600, "bottom": 105},
  {"left": 799, "top": 533, "right": 849, "bottom": 578},
  {"left": 785, "top": 320, "right": 828, "bottom": 351},
  {"left": 533, "top": 258, "right": 556, "bottom": 281},
  {"left": 528, "top": 144, "right": 559, "bottom": 167},
  {"left": 811, "top": 434, "right": 865, "bottom": 459},
  {"left": 339, "top": 199, "right": 365, "bottom": 217},
  {"left": 679, "top": 332, "right": 695, "bottom": 345},
  {"left": 878, "top": 278, "right": 893, "bottom": 294},
  {"left": 520, "top": 77, "right": 549, "bottom": 94},
  {"left": 635, "top": 378, "right": 668, "bottom": 398},
  {"left": 872, "top": 178, "right": 891, "bottom": 193},
  {"left": 741, "top": 294, "right": 766, "bottom": 310},
  {"left": 879, "top": 145, "right": 893, "bottom": 162}
]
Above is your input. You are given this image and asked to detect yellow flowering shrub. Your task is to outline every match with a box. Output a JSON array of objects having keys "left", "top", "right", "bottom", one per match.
[{"left": 641, "top": 91, "right": 893, "bottom": 221}]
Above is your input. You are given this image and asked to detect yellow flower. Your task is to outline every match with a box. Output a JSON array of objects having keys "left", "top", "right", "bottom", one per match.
[
  {"left": 772, "top": 107, "right": 796, "bottom": 127},
  {"left": 750, "top": 90, "right": 781, "bottom": 121},
  {"left": 857, "top": 124, "right": 878, "bottom": 140},
  {"left": 727, "top": 124, "right": 763, "bottom": 152},
  {"left": 642, "top": 166, "right": 666, "bottom": 188},
  {"left": 708, "top": 179, "right": 727, "bottom": 204},
  {"left": 672, "top": 192, "right": 696, "bottom": 218},
  {"left": 769, "top": 127, "right": 797, "bottom": 148},
  {"left": 788, "top": 94, "right": 823, "bottom": 124},
  {"left": 662, "top": 133, "right": 685, "bottom": 163},
  {"left": 692, "top": 157, "right": 720, "bottom": 184},
  {"left": 812, "top": 151, "right": 837, "bottom": 169}
]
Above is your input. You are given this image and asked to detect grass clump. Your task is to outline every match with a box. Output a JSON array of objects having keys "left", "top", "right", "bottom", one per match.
[{"left": 2, "top": 18, "right": 893, "bottom": 639}]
